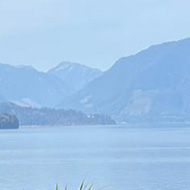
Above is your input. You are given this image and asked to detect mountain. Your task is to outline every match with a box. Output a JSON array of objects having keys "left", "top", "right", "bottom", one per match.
[
  {"left": 0, "top": 102, "right": 115, "bottom": 126},
  {"left": 59, "top": 38, "right": 190, "bottom": 122},
  {"left": 0, "top": 63, "right": 73, "bottom": 107},
  {"left": 48, "top": 62, "right": 102, "bottom": 92}
]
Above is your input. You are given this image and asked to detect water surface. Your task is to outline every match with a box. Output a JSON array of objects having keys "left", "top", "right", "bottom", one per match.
[{"left": 0, "top": 125, "right": 190, "bottom": 190}]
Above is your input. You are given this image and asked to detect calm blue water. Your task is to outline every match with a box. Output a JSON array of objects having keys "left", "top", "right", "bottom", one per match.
[{"left": 1, "top": 125, "right": 190, "bottom": 190}]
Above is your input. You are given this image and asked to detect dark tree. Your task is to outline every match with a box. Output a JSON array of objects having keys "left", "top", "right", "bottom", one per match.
[{"left": 0, "top": 114, "right": 19, "bottom": 129}]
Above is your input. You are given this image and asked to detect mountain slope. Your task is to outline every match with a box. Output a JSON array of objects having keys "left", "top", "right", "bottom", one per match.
[
  {"left": 59, "top": 38, "right": 190, "bottom": 122},
  {"left": 48, "top": 62, "right": 102, "bottom": 92},
  {"left": 0, "top": 64, "right": 73, "bottom": 107}
]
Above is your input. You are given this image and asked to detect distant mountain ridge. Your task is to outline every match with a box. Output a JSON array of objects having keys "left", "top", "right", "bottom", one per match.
[
  {"left": 1, "top": 38, "right": 190, "bottom": 123},
  {"left": 59, "top": 38, "right": 190, "bottom": 122},
  {"left": 0, "top": 63, "right": 72, "bottom": 107},
  {"left": 0, "top": 62, "right": 101, "bottom": 107},
  {"left": 48, "top": 61, "right": 102, "bottom": 91}
]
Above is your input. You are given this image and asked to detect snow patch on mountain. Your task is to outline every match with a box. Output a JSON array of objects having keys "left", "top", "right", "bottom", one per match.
[
  {"left": 11, "top": 98, "right": 41, "bottom": 108},
  {"left": 48, "top": 62, "right": 102, "bottom": 92}
]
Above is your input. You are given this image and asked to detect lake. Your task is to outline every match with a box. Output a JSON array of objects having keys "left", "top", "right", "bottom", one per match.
[{"left": 0, "top": 125, "right": 190, "bottom": 190}]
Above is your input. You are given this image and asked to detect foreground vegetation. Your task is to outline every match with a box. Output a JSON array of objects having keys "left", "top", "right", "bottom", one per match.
[{"left": 55, "top": 182, "right": 93, "bottom": 190}]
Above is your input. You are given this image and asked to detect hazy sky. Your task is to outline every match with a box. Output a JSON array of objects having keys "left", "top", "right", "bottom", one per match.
[{"left": 0, "top": 0, "right": 190, "bottom": 71}]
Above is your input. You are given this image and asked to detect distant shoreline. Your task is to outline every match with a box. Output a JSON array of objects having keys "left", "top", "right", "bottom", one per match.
[{"left": 17, "top": 123, "right": 190, "bottom": 130}]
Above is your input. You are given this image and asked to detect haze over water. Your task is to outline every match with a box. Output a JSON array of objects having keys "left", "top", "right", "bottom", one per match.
[{"left": 0, "top": 126, "right": 190, "bottom": 190}]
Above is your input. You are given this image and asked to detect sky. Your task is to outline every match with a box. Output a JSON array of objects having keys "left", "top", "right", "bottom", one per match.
[{"left": 0, "top": 0, "right": 190, "bottom": 71}]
